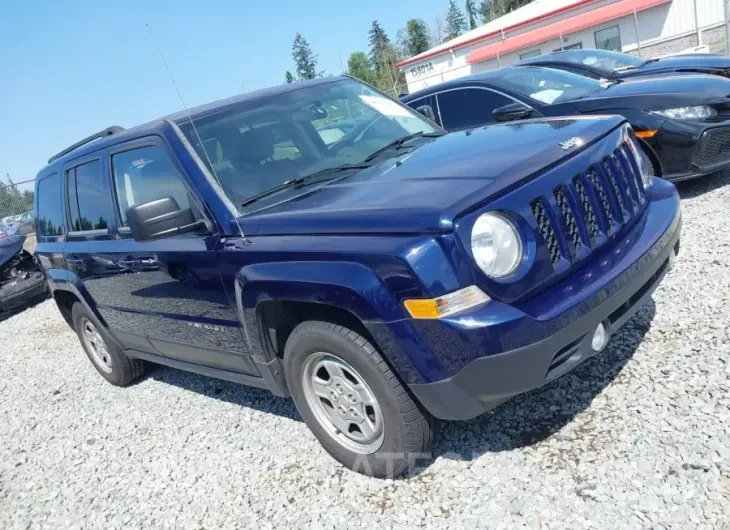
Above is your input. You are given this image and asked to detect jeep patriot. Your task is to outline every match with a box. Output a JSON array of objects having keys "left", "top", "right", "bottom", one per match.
[{"left": 35, "top": 76, "right": 681, "bottom": 477}]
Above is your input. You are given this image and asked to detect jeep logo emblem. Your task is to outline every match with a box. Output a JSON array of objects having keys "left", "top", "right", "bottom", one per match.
[{"left": 559, "top": 137, "right": 583, "bottom": 150}]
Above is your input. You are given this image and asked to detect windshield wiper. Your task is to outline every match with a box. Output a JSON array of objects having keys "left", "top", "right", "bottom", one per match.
[
  {"left": 240, "top": 163, "right": 371, "bottom": 207},
  {"left": 362, "top": 132, "right": 443, "bottom": 163}
]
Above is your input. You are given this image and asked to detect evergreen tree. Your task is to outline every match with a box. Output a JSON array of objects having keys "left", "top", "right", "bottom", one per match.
[
  {"left": 347, "top": 52, "right": 378, "bottom": 85},
  {"left": 291, "top": 33, "right": 321, "bottom": 81},
  {"left": 368, "top": 21, "right": 392, "bottom": 74},
  {"left": 402, "top": 19, "right": 431, "bottom": 57},
  {"left": 465, "top": 0, "right": 479, "bottom": 30},
  {"left": 284, "top": 71, "right": 294, "bottom": 84},
  {"left": 445, "top": 0, "right": 467, "bottom": 41}
]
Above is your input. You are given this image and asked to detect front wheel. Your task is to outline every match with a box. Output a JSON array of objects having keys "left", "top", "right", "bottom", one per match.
[{"left": 284, "top": 321, "right": 436, "bottom": 478}]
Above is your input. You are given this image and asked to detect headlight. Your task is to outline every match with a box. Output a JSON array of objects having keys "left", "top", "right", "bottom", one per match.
[
  {"left": 653, "top": 106, "right": 716, "bottom": 120},
  {"left": 628, "top": 137, "right": 654, "bottom": 186},
  {"left": 471, "top": 213, "right": 523, "bottom": 278}
]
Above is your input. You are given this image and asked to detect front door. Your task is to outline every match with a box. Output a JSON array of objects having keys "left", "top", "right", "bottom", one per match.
[{"left": 63, "top": 139, "right": 255, "bottom": 376}]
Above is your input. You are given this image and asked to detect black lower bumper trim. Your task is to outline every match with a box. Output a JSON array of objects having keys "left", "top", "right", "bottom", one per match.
[{"left": 409, "top": 219, "right": 681, "bottom": 421}]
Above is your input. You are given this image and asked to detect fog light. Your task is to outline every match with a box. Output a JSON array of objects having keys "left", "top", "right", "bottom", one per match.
[{"left": 591, "top": 322, "right": 608, "bottom": 352}]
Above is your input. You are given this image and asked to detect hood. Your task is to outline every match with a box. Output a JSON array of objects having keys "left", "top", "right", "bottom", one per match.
[
  {"left": 0, "top": 235, "right": 25, "bottom": 268},
  {"left": 572, "top": 74, "right": 730, "bottom": 112},
  {"left": 240, "top": 115, "right": 626, "bottom": 236},
  {"left": 619, "top": 54, "right": 730, "bottom": 77}
]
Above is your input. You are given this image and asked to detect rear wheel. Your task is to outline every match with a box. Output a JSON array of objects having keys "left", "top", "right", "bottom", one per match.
[
  {"left": 71, "top": 302, "right": 145, "bottom": 386},
  {"left": 284, "top": 321, "right": 436, "bottom": 478}
]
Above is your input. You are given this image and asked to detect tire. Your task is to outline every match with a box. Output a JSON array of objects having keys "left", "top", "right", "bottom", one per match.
[
  {"left": 71, "top": 302, "right": 145, "bottom": 386},
  {"left": 284, "top": 321, "right": 436, "bottom": 478}
]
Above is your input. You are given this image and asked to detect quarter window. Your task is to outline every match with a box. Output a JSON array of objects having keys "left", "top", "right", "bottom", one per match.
[
  {"left": 595, "top": 25, "right": 621, "bottom": 52},
  {"left": 435, "top": 88, "right": 512, "bottom": 131},
  {"left": 67, "top": 160, "right": 113, "bottom": 231},
  {"left": 112, "top": 145, "right": 194, "bottom": 226},
  {"left": 37, "top": 173, "right": 64, "bottom": 237}
]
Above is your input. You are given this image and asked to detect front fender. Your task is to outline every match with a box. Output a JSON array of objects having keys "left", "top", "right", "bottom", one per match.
[{"left": 235, "top": 260, "right": 434, "bottom": 384}]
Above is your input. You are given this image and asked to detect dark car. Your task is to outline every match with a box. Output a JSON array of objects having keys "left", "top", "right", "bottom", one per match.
[
  {"left": 518, "top": 49, "right": 730, "bottom": 81},
  {"left": 35, "top": 76, "right": 680, "bottom": 478},
  {"left": 403, "top": 66, "right": 730, "bottom": 181}
]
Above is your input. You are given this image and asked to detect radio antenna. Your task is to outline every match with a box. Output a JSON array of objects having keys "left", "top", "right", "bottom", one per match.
[{"left": 145, "top": 22, "right": 246, "bottom": 238}]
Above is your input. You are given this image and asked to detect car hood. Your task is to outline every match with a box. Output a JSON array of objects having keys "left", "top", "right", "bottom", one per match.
[
  {"left": 619, "top": 54, "right": 730, "bottom": 77},
  {"left": 572, "top": 73, "right": 730, "bottom": 112},
  {"left": 240, "top": 115, "right": 625, "bottom": 236},
  {"left": 0, "top": 235, "right": 25, "bottom": 268}
]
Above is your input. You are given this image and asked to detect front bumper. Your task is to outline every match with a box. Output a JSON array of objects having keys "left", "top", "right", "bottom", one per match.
[
  {"left": 407, "top": 189, "right": 681, "bottom": 421},
  {"left": 652, "top": 122, "right": 730, "bottom": 181}
]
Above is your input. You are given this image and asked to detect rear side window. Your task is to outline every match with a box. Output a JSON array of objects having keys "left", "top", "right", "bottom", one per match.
[
  {"left": 66, "top": 160, "right": 113, "bottom": 231},
  {"left": 111, "top": 146, "right": 192, "bottom": 226},
  {"left": 37, "top": 173, "right": 64, "bottom": 236}
]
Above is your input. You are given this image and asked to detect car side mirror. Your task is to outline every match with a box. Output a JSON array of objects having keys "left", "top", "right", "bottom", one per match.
[
  {"left": 492, "top": 102, "right": 534, "bottom": 122},
  {"left": 126, "top": 197, "right": 209, "bottom": 243},
  {"left": 415, "top": 104, "right": 436, "bottom": 122}
]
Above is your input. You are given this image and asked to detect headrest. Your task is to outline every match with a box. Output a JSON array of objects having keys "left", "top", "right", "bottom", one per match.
[{"left": 236, "top": 127, "right": 276, "bottom": 164}]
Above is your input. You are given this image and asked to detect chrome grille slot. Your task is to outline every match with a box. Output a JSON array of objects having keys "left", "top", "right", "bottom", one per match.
[
  {"left": 573, "top": 176, "right": 599, "bottom": 240},
  {"left": 554, "top": 185, "right": 581, "bottom": 254},
  {"left": 530, "top": 198, "right": 562, "bottom": 264}
]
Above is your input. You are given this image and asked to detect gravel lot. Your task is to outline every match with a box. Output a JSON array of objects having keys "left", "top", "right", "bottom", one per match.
[{"left": 1, "top": 174, "right": 729, "bottom": 529}]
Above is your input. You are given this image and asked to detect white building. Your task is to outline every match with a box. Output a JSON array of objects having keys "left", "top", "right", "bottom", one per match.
[{"left": 397, "top": 0, "right": 729, "bottom": 94}]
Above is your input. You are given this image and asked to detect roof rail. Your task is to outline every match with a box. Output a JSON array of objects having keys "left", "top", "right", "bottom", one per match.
[{"left": 48, "top": 125, "right": 125, "bottom": 164}]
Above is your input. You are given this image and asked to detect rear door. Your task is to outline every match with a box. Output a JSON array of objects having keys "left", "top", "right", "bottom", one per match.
[{"left": 64, "top": 138, "right": 256, "bottom": 376}]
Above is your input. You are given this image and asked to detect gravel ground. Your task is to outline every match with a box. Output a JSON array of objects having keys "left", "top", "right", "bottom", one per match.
[{"left": 1, "top": 174, "right": 729, "bottom": 529}]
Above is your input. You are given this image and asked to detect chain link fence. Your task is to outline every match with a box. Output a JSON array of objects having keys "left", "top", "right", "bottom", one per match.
[{"left": 0, "top": 180, "right": 36, "bottom": 246}]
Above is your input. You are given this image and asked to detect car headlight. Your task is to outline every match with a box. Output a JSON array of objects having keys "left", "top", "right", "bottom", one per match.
[
  {"left": 628, "top": 137, "right": 654, "bottom": 186},
  {"left": 653, "top": 106, "right": 716, "bottom": 120},
  {"left": 471, "top": 213, "right": 523, "bottom": 278}
]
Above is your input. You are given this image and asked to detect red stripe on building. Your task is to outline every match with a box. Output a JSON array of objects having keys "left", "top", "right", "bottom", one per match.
[
  {"left": 466, "top": 0, "right": 671, "bottom": 64},
  {"left": 396, "top": 0, "right": 598, "bottom": 68}
]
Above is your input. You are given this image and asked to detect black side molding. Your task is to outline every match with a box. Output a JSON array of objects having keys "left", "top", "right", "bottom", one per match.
[
  {"left": 48, "top": 125, "right": 125, "bottom": 164},
  {"left": 124, "top": 349, "right": 290, "bottom": 397}
]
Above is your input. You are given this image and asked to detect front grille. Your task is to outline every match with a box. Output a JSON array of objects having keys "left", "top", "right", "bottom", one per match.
[
  {"left": 699, "top": 128, "right": 730, "bottom": 167},
  {"left": 529, "top": 141, "right": 646, "bottom": 266}
]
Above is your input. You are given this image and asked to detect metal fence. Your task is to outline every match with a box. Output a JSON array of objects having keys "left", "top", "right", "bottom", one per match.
[{"left": 0, "top": 179, "right": 35, "bottom": 237}]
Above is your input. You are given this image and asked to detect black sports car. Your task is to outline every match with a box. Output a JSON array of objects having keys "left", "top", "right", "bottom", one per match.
[
  {"left": 517, "top": 49, "right": 730, "bottom": 81},
  {"left": 402, "top": 66, "right": 730, "bottom": 181}
]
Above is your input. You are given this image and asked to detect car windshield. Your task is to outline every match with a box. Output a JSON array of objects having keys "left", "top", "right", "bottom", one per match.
[
  {"left": 494, "top": 67, "right": 605, "bottom": 105},
  {"left": 179, "top": 78, "right": 439, "bottom": 210},
  {"left": 558, "top": 49, "right": 646, "bottom": 73}
]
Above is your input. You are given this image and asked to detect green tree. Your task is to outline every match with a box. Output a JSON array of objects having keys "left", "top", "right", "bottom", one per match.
[
  {"left": 368, "top": 21, "right": 402, "bottom": 93},
  {"left": 401, "top": 19, "right": 431, "bottom": 57},
  {"left": 292, "top": 33, "right": 321, "bottom": 81},
  {"left": 465, "top": 0, "right": 479, "bottom": 30},
  {"left": 347, "top": 51, "right": 378, "bottom": 85},
  {"left": 284, "top": 71, "right": 294, "bottom": 84},
  {"left": 445, "top": 0, "right": 467, "bottom": 41}
]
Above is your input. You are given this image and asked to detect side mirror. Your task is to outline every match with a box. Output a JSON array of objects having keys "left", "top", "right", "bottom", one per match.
[
  {"left": 492, "top": 102, "right": 534, "bottom": 122},
  {"left": 126, "top": 197, "right": 209, "bottom": 243},
  {"left": 415, "top": 104, "right": 436, "bottom": 122}
]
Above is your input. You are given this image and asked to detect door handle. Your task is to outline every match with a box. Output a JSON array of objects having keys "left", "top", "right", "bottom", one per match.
[{"left": 66, "top": 256, "right": 84, "bottom": 265}]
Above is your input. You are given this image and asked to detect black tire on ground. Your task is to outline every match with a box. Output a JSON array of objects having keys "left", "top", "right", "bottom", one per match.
[
  {"left": 71, "top": 302, "right": 145, "bottom": 386},
  {"left": 284, "top": 321, "right": 436, "bottom": 478}
]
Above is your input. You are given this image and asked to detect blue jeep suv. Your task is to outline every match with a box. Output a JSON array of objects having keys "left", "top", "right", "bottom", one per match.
[{"left": 35, "top": 76, "right": 681, "bottom": 477}]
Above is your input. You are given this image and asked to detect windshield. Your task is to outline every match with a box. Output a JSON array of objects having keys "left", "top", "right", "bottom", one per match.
[
  {"left": 558, "top": 49, "right": 645, "bottom": 73},
  {"left": 179, "top": 78, "right": 438, "bottom": 209},
  {"left": 494, "top": 67, "right": 604, "bottom": 105}
]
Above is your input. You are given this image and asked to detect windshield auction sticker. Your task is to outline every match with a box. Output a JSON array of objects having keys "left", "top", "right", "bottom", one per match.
[{"left": 359, "top": 95, "right": 413, "bottom": 118}]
